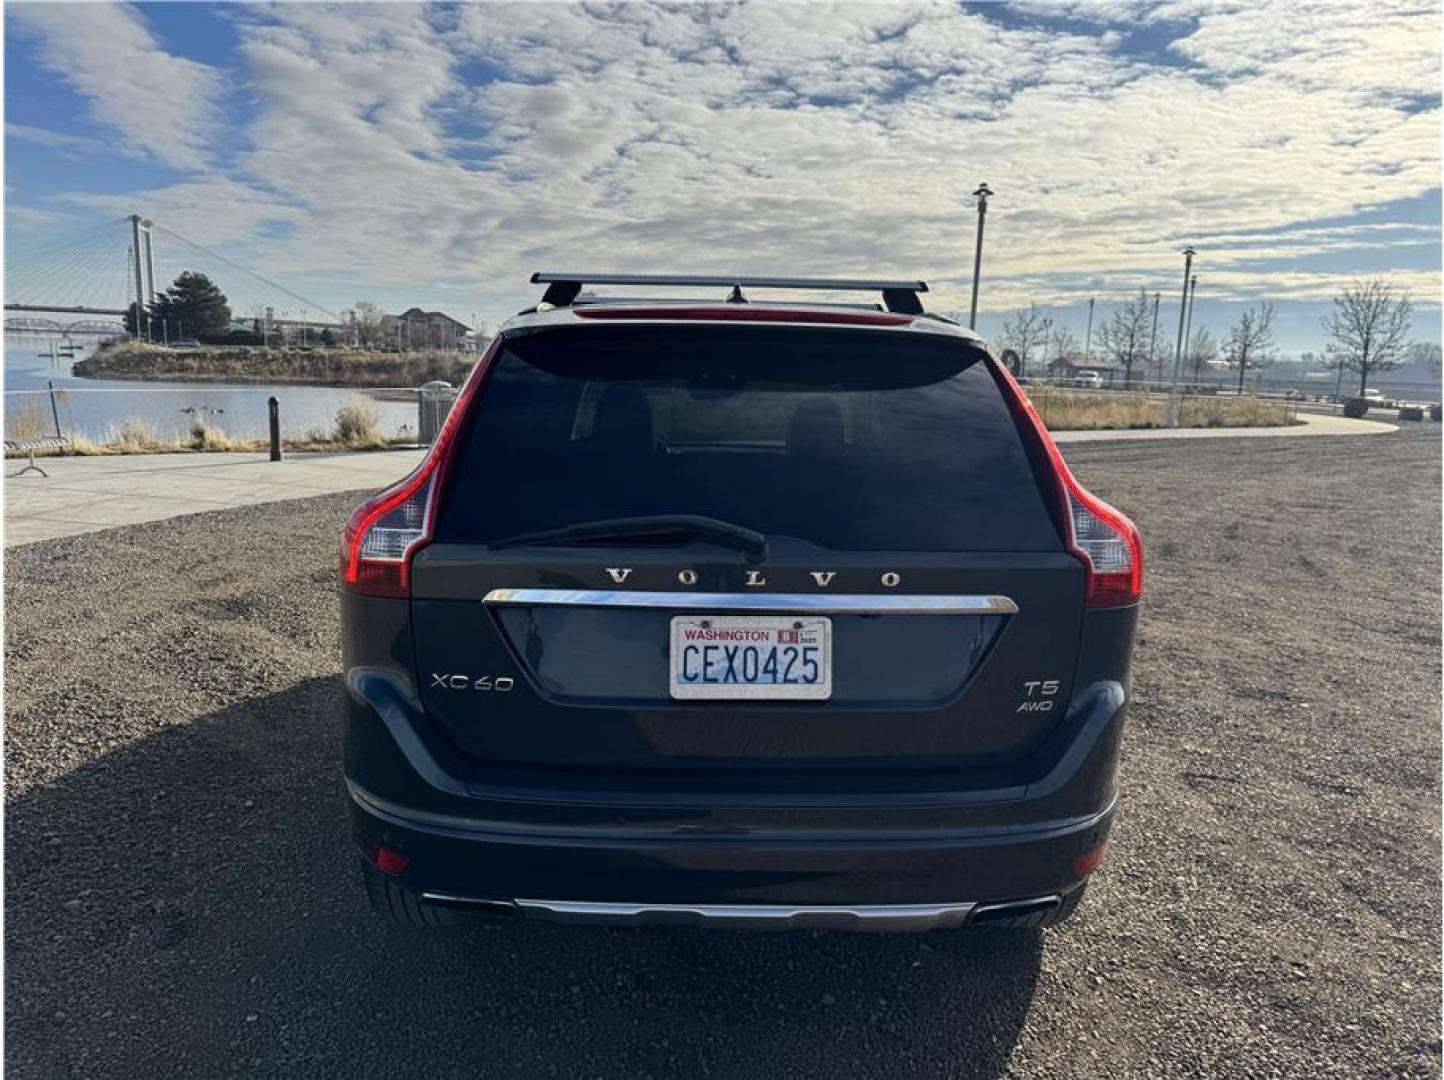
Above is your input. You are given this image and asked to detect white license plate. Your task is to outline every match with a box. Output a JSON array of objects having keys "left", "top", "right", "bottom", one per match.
[{"left": 669, "top": 616, "right": 831, "bottom": 700}]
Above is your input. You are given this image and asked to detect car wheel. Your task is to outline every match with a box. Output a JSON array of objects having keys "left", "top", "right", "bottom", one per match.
[{"left": 362, "top": 862, "right": 460, "bottom": 927}]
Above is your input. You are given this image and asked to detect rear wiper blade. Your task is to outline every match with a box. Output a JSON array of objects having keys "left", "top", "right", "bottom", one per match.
[{"left": 489, "top": 514, "right": 768, "bottom": 562}]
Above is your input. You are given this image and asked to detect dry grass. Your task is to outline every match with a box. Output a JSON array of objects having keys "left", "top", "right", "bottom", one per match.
[
  {"left": 5, "top": 397, "right": 54, "bottom": 441},
  {"left": 1030, "top": 386, "right": 1295, "bottom": 430},
  {"left": 76, "top": 343, "right": 475, "bottom": 388},
  {"left": 108, "top": 418, "right": 162, "bottom": 451},
  {"left": 333, "top": 399, "right": 385, "bottom": 447},
  {"left": 189, "top": 417, "right": 240, "bottom": 451}
]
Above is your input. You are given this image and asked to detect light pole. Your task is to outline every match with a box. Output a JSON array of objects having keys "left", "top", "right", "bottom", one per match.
[
  {"left": 1165, "top": 247, "right": 1197, "bottom": 428},
  {"left": 1148, "top": 291, "right": 1160, "bottom": 389},
  {"left": 968, "top": 183, "right": 993, "bottom": 330},
  {"left": 1181, "top": 274, "right": 1198, "bottom": 389},
  {"left": 1083, "top": 297, "right": 1095, "bottom": 363}
]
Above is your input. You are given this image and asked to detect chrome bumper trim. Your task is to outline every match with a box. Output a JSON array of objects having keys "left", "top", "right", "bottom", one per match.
[
  {"left": 419, "top": 894, "right": 977, "bottom": 931},
  {"left": 482, "top": 589, "right": 1018, "bottom": 615}
]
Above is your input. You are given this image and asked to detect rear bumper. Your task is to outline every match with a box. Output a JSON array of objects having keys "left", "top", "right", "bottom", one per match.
[
  {"left": 351, "top": 773, "right": 1108, "bottom": 918},
  {"left": 343, "top": 669, "right": 1125, "bottom": 916}
]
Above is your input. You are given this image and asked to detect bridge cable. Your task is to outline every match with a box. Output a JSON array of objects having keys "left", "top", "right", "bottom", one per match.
[{"left": 150, "top": 223, "right": 341, "bottom": 322}]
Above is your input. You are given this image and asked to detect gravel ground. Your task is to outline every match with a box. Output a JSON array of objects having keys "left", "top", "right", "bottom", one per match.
[{"left": 6, "top": 427, "right": 1440, "bottom": 1078}]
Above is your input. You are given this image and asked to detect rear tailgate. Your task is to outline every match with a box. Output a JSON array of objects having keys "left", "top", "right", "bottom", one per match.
[
  {"left": 410, "top": 322, "right": 1084, "bottom": 775},
  {"left": 412, "top": 547, "right": 1083, "bottom": 771}
]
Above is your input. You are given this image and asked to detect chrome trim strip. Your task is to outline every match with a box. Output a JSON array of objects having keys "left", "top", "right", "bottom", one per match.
[
  {"left": 508, "top": 898, "right": 976, "bottom": 932},
  {"left": 420, "top": 892, "right": 519, "bottom": 912},
  {"left": 482, "top": 589, "right": 1018, "bottom": 615}
]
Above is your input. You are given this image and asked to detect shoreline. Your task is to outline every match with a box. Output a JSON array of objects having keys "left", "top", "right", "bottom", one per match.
[{"left": 72, "top": 342, "right": 477, "bottom": 390}]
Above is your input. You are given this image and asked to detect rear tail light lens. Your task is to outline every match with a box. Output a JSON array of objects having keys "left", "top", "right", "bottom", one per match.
[
  {"left": 1067, "top": 486, "right": 1143, "bottom": 608},
  {"left": 340, "top": 337, "right": 502, "bottom": 597},
  {"left": 987, "top": 357, "right": 1143, "bottom": 608},
  {"left": 340, "top": 468, "right": 436, "bottom": 597}
]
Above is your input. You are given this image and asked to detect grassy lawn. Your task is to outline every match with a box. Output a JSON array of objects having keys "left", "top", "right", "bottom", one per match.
[{"left": 1030, "top": 386, "right": 1296, "bottom": 430}]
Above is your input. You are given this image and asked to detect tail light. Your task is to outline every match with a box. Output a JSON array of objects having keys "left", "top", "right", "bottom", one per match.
[
  {"left": 340, "top": 337, "right": 502, "bottom": 597},
  {"left": 988, "top": 357, "right": 1143, "bottom": 608}
]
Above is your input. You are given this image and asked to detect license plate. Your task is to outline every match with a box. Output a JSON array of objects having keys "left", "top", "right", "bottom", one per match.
[{"left": 669, "top": 616, "right": 831, "bottom": 700}]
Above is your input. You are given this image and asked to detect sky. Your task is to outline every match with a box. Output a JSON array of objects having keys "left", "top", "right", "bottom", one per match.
[{"left": 4, "top": 0, "right": 1440, "bottom": 354}]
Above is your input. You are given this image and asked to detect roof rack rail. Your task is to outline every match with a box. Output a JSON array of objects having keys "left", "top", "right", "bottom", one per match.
[{"left": 530, "top": 272, "right": 929, "bottom": 315}]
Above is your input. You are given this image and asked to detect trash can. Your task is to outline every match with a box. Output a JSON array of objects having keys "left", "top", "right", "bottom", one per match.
[{"left": 418, "top": 381, "right": 458, "bottom": 445}]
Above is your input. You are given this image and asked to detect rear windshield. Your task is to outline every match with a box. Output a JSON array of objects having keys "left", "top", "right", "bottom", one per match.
[{"left": 436, "top": 325, "right": 1061, "bottom": 552}]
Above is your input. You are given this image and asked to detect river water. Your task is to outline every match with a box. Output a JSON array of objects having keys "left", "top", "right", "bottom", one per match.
[{"left": 4, "top": 335, "right": 424, "bottom": 442}]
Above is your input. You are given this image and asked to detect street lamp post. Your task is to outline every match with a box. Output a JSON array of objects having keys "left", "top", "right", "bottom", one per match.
[
  {"left": 1181, "top": 274, "right": 1198, "bottom": 389},
  {"left": 1083, "top": 297, "right": 1095, "bottom": 362},
  {"left": 1148, "top": 292, "right": 1160, "bottom": 389},
  {"left": 968, "top": 183, "right": 993, "bottom": 330},
  {"left": 1165, "top": 247, "right": 1197, "bottom": 428}
]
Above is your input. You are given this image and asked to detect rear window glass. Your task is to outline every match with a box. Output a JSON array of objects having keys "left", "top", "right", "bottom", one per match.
[{"left": 436, "top": 325, "right": 1061, "bottom": 552}]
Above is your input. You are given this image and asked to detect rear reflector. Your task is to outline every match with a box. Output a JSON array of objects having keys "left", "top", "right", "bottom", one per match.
[
  {"left": 340, "top": 336, "right": 503, "bottom": 597},
  {"left": 1072, "top": 843, "right": 1108, "bottom": 879},
  {"left": 987, "top": 359, "right": 1143, "bottom": 608},
  {"left": 362, "top": 842, "right": 410, "bottom": 877},
  {"left": 573, "top": 306, "right": 913, "bottom": 326}
]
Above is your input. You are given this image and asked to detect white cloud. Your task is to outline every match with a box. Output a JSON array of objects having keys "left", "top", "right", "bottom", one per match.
[
  {"left": 11, "top": 1, "right": 1441, "bottom": 328},
  {"left": 9, "top": 2, "right": 220, "bottom": 170}
]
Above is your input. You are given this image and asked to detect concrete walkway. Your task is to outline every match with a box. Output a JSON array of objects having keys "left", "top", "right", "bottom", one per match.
[
  {"left": 1051, "top": 410, "right": 1398, "bottom": 443},
  {"left": 3, "top": 411, "right": 1404, "bottom": 546},
  {"left": 5, "top": 450, "right": 423, "bottom": 546}
]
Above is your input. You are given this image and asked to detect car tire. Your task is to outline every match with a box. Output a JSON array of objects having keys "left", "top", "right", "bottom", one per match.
[{"left": 362, "top": 863, "right": 460, "bottom": 927}]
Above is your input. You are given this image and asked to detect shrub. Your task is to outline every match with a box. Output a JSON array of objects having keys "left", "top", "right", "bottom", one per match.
[
  {"left": 334, "top": 398, "right": 383, "bottom": 446},
  {"left": 1341, "top": 397, "right": 1370, "bottom": 418},
  {"left": 111, "top": 417, "right": 160, "bottom": 449},
  {"left": 5, "top": 397, "right": 52, "bottom": 440},
  {"left": 189, "top": 416, "right": 236, "bottom": 451}
]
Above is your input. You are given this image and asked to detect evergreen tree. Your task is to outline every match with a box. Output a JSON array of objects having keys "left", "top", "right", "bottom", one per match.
[{"left": 152, "top": 271, "right": 231, "bottom": 338}]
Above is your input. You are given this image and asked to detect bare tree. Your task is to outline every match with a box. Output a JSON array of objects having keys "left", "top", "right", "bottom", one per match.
[
  {"left": 1409, "top": 340, "right": 1440, "bottom": 378},
  {"left": 1185, "top": 327, "right": 1219, "bottom": 385},
  {"left": 1321, "top": 279, "right": 1413, "bottom": 395},
  {"left": 350, "top": 301, "right": 388, "bottom": 348},
  {"left": 1224, "top": 302, "right": 1275, "bottom": 393},
  {"left": 1097, "top": 290, "right": 1153, "bottom": 387},
  {"left": 995, "top": 304, "right": 1054, "bottom": 378},
  {"left": 1046, "top": 327, "right": 1080, "bottom": 377}
]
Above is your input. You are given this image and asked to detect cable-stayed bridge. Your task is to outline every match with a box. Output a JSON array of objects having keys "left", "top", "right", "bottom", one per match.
[{"left": 5, "top": 215, "right": 343, "bottom": 336}]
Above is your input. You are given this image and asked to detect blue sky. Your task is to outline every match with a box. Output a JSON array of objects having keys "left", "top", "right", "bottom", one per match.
[{"left": 5, "top": 1, "right": 1440, "bottom": 353}]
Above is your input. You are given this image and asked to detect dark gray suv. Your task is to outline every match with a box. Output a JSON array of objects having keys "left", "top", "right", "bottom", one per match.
[{"left": 340, "top": 273, "right": 1142, "bottom": 931}]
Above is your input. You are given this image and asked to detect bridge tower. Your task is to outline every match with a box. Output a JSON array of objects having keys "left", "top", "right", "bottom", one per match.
[{"left": 129, "top": 214, "right": 156, "bottom": 328}]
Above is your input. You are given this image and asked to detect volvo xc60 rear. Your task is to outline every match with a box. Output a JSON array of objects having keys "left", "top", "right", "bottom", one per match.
[{"left": 340, "top": 274, "right": 1141, "bottom": 932}]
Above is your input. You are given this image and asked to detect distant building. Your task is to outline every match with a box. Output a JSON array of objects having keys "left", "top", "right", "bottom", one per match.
[
  {"left": 386, "top": 307, "right": 471, "bottom": 350},
  {"left": 1048, "top": 355, "right": 1121, "bottom": 384}
]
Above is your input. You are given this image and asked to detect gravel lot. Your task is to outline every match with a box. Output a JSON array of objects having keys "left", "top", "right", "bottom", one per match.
[{"left": 6, "top": 427, "right": 1440, "bottom": 1078}]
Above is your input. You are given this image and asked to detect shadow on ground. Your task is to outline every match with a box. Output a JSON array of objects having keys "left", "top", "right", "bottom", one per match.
[{"left": 8, "top": 676, "right": 1043, "bottom": 1078}]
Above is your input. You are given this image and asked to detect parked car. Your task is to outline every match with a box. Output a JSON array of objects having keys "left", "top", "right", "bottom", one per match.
[
  {"left": 1070, "top": 369, "right": 1104, "bottom": 390},
  {"left": 170, "top": 338, "right": 201, "bottom": 350},
  {"left": 1360, "top": 388, "right": 1386, "bottom": 403},
  {"left": 340, "top": 273, "right": 1143, "bottom": 932}
]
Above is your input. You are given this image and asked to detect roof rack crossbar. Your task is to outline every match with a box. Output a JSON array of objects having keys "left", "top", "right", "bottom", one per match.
[{"left": 531, "top": 272, "right": 928, "bottom": 314}]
